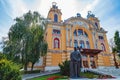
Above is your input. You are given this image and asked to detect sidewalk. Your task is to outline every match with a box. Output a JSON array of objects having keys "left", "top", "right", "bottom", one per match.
[
  {"left": 22, "top": 70, "right": 120, "bottom": 80},
  {"left": 22, "top": 70, "right": 59, "bottom": 80}
]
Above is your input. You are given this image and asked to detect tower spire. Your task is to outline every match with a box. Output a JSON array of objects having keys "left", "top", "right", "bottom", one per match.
[{"left": 47, "top": 2, "right": 62, "bottom": 22}]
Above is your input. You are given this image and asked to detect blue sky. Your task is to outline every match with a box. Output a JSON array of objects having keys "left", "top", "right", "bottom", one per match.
[{"left": 0, "top": 0, "right": 120, "bottom": 50}]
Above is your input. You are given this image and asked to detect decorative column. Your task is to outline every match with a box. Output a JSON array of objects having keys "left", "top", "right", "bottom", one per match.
[
  {"left": 66, "top": 26, "right": 69, "bottom": 46},
  {"left": 94, "top": 55, "right": 97, "bottom": 68},
  {"left": 87, "top": 55, "right": 91, "bottom": 68}
]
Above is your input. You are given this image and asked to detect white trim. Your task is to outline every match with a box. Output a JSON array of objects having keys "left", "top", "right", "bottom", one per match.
[{"left": 45, "top": 66, "right": 60, "bottom": 71}]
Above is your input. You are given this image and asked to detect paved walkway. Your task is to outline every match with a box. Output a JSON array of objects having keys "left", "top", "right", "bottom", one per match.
[
  {"left": 22, "top": 69, "right": 120, "bottom": 80},
  {"left": 22, "top": 70, "right": 59, "bottom": 80}
]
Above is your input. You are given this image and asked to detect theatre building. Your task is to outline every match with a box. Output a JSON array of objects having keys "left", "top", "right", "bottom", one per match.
[{"left": 44, "top": 2, "right": 114, "bottom": 70}]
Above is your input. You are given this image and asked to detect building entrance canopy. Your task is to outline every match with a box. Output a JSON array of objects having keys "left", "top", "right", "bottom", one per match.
[{"left": 81, "top": 48, "right": 102, "bottom": 54}]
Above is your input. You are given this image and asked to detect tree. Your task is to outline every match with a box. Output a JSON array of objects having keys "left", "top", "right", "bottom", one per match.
[
  {"left": 109, "top": 38, "right": 119, "bottom": 68},
  {"left": 28, "top": 24, "right": 48, "bottom": 71},
  {"left": 113, "top": 31, "right": 120, "bottom": 68},
  {"left": 114, "top": 31, "right": 120, "bottom": 52},
  {"left": 0, "top": 52, "right": 6, "bottom": 60},
  {"left": 3, "top": 11, "right": 48, "bottom": 71}
]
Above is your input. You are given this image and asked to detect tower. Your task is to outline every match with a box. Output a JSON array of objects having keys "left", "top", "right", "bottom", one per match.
[
  {"left": 47, "top": 2, "right": 62, "bottom": 22},
  {"left": 87, "top": 11, "right": 100, "bottom": 29}
]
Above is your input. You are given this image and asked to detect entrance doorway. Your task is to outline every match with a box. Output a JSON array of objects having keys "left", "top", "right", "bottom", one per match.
[
  {"left": 90, "top": 61, "right": 96, "bottom": 68},
  {"left": 83, "top": 61, "right": 89, "bottom": 68}
]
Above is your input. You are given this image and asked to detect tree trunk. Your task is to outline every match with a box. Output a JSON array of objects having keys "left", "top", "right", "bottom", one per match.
[
  {"left": 113, "top": 53, "right": 119, "bottom": 68},
  {"left": 24, "top": 63, "right": 28, "bottom": 71},
  {"left": 31, "top": 63, "right": 35, "bottom": 71}
]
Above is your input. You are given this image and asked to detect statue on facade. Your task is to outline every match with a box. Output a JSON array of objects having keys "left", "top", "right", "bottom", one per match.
[{"left": 70, "top": 46, "right": 82, "bottom": 78}]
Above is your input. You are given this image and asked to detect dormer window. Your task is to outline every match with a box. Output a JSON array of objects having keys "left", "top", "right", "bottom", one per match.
[{"left": 54, "top": 14, "right": 58, "bottom": 22}]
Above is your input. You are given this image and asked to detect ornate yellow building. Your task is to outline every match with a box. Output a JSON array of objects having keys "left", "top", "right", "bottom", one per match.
[{"left": 44, "top": 2, "right": 114, "bottom": 70}]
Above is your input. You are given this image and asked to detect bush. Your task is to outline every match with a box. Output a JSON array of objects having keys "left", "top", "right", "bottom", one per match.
[
  {"left": 58, "top": 60, "right": 70, "bottom": 76},
  {"left": 0, "top": 59, "right": 21, "bottom": 80}
]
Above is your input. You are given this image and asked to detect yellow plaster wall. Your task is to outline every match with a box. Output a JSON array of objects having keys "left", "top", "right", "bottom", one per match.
[
  {"left": 61, "top": 27, "right": 66, "bottom": 50},
  {"left": 46, "top": 24, "right": 53, "bottom": 49},
  {"left": 51, "top": 53, "right": 62, "bottom": 66},
  {"left": 45, "top": 5, "right": 113, "bottom": 67}
]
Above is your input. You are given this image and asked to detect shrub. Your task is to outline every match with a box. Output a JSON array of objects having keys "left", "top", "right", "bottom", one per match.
[
  {"left": 58, "top": 60, "right": 70, "bottom": 76},
  {"left": 0, "top": 59, "right": 21, "bottom": 80}
]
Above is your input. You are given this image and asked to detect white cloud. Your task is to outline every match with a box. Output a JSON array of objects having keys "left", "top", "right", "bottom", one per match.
[
  {"left": 0, "top": 0, "right": 28, "bottom": 19},
  {"left": 81, "top": 0, "right": 100, "bottom": 17},
  {"left": 0, "top": 0, "right": 120, "bottom": 43},
  {"left": 38, "top": 0, "right": 77, "bottom": 19},
  {"left": 24, "top": 0, "right": 42, "bottom": 13},
  {"left": 101, "top": 16, "right": 120, "bottom": 39},
  {"left": 7, "top": 0, "right": 28, "bottom": 19}
]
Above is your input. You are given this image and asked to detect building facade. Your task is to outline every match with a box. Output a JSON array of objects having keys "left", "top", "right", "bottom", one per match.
[{"left": 44, "top": 2, "right": 114, "bottom": 70}]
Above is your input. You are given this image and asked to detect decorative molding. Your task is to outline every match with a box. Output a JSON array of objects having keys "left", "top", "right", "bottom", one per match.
[
  {"left": 48, "top": 49, "right": 73, "bottom": 53},
  {"left": 101, "top": 53, "right": 112, "bottom": 56}
]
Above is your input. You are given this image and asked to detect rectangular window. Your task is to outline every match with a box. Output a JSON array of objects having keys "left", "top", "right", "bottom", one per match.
[
  {"left": 98, "top": 36, "right": 104, "bottom": 40},
  {"left": 53, "top": 29, "right": 60, "bottom": 34}
]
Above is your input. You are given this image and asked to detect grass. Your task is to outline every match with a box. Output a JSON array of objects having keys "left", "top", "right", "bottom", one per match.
[
  {"left": 80, "top": 71, "right": 99, "bottom": 78},
  {"left": 29, "top": 71, "right": 99, "bottom": 80}
]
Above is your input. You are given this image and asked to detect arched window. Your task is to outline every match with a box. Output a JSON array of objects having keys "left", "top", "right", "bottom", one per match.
[
  {"left": 84, "top": 32, "right": 88, "bottom": 37},
  {"left": 74, "top": 30, "right": 77, "bottom": 36},
  {"left": 80, "top": 40, "right": 85, "bottom": 48},
  {"left": 54, "top": 38, "right": 60, "bottom": 48},
  {"left": 78, "top": 29, "right": 83, "bottom": 36},
  {"left": 86, "top": 41, "right": 90, "bottom": 49},
  {"left": 101, "top": 43, "right": 106, "bottom": 51},
  {"left": 54, "top": 14, "right": 58, "bottom": 22},
  {"left": 74, "top": 40, "right": 78, "bottom": 48}
]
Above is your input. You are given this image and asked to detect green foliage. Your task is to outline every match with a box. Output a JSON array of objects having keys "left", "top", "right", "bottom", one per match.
[
  {"left": 80, "top": 71, "right": 99, "bottom": 79},
  {"left": 30, "top": 72, "right": 100, "bottom": 80},
  {"left": 112, "top": 47, "right": 117, "bottom": 53},
  {"left": 114, "top": 31, "right": 120, "bottom": 52},
  {"left": 58, "top": 60, "right": 70, "bottom": 76},
  {"left": 0, "top": 53, "right": 6, "bottom": 60},
  {"left": 2, "top": 11, "right": 48, "bottom": 71},
  {"left": 0, "top": 59, "right": 21, "bottom": 80}
]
